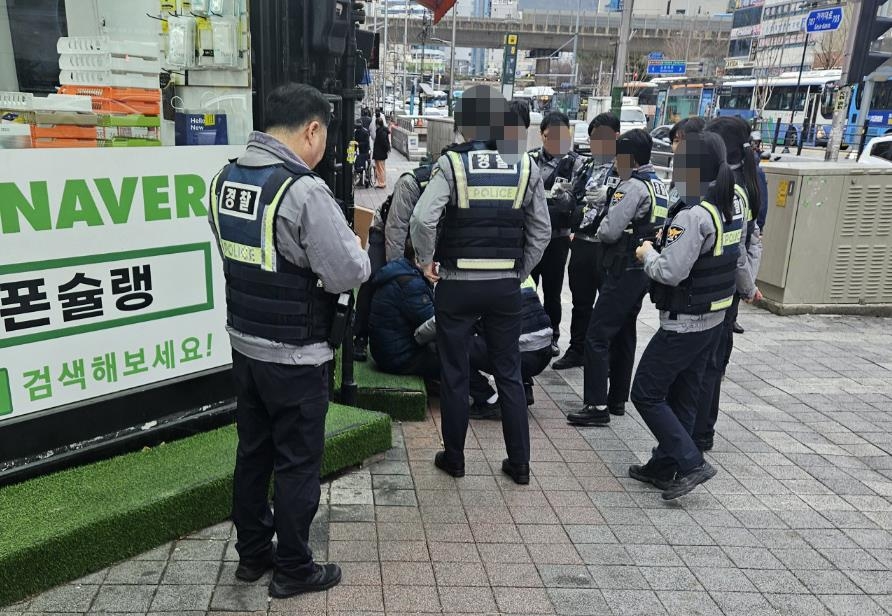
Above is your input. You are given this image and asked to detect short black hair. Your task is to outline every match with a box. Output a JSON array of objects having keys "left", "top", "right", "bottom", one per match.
[
  {"left": 588, "top": 112, "right": 620, "bottom": 136},
  {"left": 265, "top": 83, "right": 331, "bottom": 132},
  {"left": 540, "top": 111, "right": 570, "bottom": 133},
  {"left": 668, "top": 116, "right": 706, "bottom": 143},
  {"left": 509, "top": 99, "right": 531, "bottom": 129},
  {"left": 616, "top": 129, "right": 652, "bottom": 166}
]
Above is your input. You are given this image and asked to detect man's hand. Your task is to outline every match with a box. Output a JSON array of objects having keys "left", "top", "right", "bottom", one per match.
[
  {"left": 635, "top": 241, "right": 653, "bottom": 263},
  {"left": 744, "top": 288, "right": 763, "bottom": 304},
  {"left": 422, "top": 262, "right": 440, "bottom": 283}
]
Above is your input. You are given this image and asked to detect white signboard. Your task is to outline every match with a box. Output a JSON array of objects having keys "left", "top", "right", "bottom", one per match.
[{"left": 0, "top": 146, "right": 243, "bottom": 420}]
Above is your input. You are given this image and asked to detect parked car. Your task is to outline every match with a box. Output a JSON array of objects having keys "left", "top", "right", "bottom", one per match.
[
  {"left": 858, "top": 135, "right": 892, "bottom": 165},
  {"left": 650, "top": 124, "right": 673, "bottom": 170},
  {"left": 572, "top": 120, "right": 590, "bottom": 154},
  {"left": 620, "top": 106, "right": 648, "bottom": 133}
]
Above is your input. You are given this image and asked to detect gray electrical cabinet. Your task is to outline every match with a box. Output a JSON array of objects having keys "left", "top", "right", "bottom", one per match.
[{"left": 758, "top": 162, "right": 892, "bottom": 314}]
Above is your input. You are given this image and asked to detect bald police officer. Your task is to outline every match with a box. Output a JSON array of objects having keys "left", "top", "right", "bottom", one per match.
[
  {"left": 208, "top": 83, "right": 370, "bottom": 597},
  {"left": 410, "top": 86, "right": 551, "bottom": 484}
]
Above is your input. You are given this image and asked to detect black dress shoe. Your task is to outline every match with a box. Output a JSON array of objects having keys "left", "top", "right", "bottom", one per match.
[
  {"left": 662, "top": 461, "right": 717, "bottom": 501},
  {"left": 352, "top": 337, "right": 368, "bottom": 362},
  {"left": 608, "top": 403, "right": 626, "bottom": 416},
  {"left": 469, "top": 400, "right": 501, "bottom": 420},
  {"left": 628, "top": 463, "right": 674, "bottom": 491},
  {"left": 501, "top": 458, "right": 530, "bottom": 485},
  {"left": 732, "top": 321, "right": 744, "bottom": 334},
  {"left": 566, "top": 405, "right": 610, "bottom": 426},
  {"left": 550, "top": 342, "right": 561, "bottom": 357},
  {"left": 434, "top": 451, "right": 465, "bottom": 477},
  {"left": 235, "top": 543, "right": 276, "bottom": 582},
  {"left": 268, "top": 563, "right": 342, "bottom": 598},
  {"left": 552, "top": 349, "right": 584, "bottom": 370}
]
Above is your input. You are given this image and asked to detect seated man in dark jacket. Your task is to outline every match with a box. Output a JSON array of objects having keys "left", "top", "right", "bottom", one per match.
[
  {"left": 368, "top": 256, "right": 439, "bottom": 379},
  {"left": 467, "top": 276, "right": 554, "bottom": 418}
]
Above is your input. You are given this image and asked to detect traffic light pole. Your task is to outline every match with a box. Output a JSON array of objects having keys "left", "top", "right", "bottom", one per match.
[
  {"left": 825, "top": 0, "right": 862, "bottom": 161},
  {"left": 611, "top": 0, "right": 634, "bottom": 117}
]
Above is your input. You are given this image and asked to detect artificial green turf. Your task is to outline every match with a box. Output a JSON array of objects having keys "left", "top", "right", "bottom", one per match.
[
  {"left": 0, "top": 403, "right": 391, "bottom": 607},
  {"left": 333, "top": 350, "right": 428, "bottom": 421}
]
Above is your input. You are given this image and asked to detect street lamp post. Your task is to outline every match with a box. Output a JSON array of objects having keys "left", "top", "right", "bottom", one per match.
[{"left": 450, "top": 5, "right": 457, "bottom": 115}]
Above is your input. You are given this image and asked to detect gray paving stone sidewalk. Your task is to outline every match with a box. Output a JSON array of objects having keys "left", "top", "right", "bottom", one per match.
[{"left": 9, "top": 152, "right": 892, "bottom": 615}]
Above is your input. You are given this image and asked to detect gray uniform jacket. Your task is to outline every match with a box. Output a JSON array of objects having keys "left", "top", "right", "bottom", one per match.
[
  {"left": 534, "top": 148, "right": 586, "bottom": 238},
  {"left": 596, "top": 164, "right": 657, "bottom": 244},
  {"left": 208, "top": 131, "right": 371, "bottom": 365},
  {"left": 382, "top": 172, "right": 424, "bottom": 262},
  {"left": 736, "top": 220, "right": 763, "bottom": 300},
  {"left": 409, "top": 151, "right": 552, "bottom": 281},
  {"left": 642, "top": 204, "right": 726, "bottom": 333}
]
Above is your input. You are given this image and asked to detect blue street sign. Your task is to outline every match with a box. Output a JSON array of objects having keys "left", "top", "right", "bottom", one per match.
[
  {"left": 647, "top": 61, "right": 686, "bottom": 75},
  {"left": 805, "top": 6, "right": 843, "bottom": 33},
  {"left": 648, "top": 51, "right": 664, "bottom": 61}
]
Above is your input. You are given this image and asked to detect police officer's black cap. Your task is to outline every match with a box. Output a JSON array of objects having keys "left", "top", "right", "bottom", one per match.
[{"left": 617, "top": 129, "right": 653, "bottom": 166}]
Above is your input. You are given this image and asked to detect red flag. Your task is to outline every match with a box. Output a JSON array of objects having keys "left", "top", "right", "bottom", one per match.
[{"left": 414, "top": 0, "right": 458, "bottom": 24}]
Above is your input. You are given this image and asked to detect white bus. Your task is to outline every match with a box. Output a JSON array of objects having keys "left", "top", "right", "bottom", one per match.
[{"left": 716, "top": 69, "right": 841, "bottom": 145}]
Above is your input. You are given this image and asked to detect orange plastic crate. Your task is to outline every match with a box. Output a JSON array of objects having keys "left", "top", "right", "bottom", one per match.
[
  {"left": 32, "top": 125, "right": 97, "bottom": 140},
  {"left": 33, "top": 138, "right": 99, "bottom": 148},
  {"left": 58, "top": 86, "right": 161, "bottom": 115}
]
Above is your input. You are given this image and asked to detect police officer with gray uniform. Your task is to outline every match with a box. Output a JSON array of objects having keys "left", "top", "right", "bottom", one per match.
[
  {"left": 410, "top": 86, "right": 551, "bottom": 484},
  {"left": 208, "top": 83, "right": 370, "bottom": 597}
]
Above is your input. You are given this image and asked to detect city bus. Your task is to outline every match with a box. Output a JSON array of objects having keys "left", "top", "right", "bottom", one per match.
[
  {"left": 716, "top": 70, "right": 841, "bottom": 145},
  {"left": 849, "top": 77, "right": 892, "bottom": 140}
]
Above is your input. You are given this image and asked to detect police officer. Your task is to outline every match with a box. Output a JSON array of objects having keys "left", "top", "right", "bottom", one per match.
[
  {"left": 629, "top": 131, "right": 743, "bottom": 500},
  {"left": 567, "top": 129, "right": 668, "bottom": 426},
  {"left": 208, "top": 83, "right": 370, "bottom": 596},
  {"left": 410, "top": 85, "right": 550, "bottom": 484},
  {"left": 553, "top": 112, "right": 621, "bottom": 370},
  {"left": 353, "top": 160, "right": 436, "bottom": 361},
  {"left": 529, "top": 112, "right": 585, "bottom": 356}
]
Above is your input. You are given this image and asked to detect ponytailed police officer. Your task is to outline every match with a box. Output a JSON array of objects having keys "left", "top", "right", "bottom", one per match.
[
  {"left": 208, "top": 83, "right": 370, "bottom": 597},
  {"left": 353, "top": 160, "right": 438, "bottom": 361},
  {"left": 568, "top": 129, "right": 669, "bottom": 427},
  {"left": 410, "top": 85, "right": 550, "bottom": 485},
  {"left": 554, "top": 112, "right": 621, "bottom": 370},
  {"left": 529, "top": 112, "right": 585, "bottom": 356}
]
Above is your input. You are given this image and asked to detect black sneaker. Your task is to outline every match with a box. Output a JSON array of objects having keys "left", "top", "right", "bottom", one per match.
[
  {"left": 566, "top": 405, "right": 610, "bottom": 427},
  {"left": 434, "top": 450, "right": 465, "bottom": 477},
  {"left": 469, "top": 401, "right": 501, "bottom": 420},
  {"left": 235, "top": 543, "right": 276, "bottom": 582},
  {"left": 501, "top": 458, "right": 530, "bottom": 485},
  {"left": 552, "top": 349, "right": 584, "bottom": 370},
  {"left": 608, "top": 403, "right": 626, "bottom": 416},
  {"left": 352, "top": 338, "right": 368, "bottom": 362},
  {"left": 550, "top": 342, "right": 561, "bottom": 358},
  {"left": 732, "top": 321, "right": 744, "bottom": 334},
  {"left": 628, "top": 463, "right": 674, "bottom": 491},
  {"left": 661, "top": 461, "right": 717, "bottom": 501},
  {"left": 268, "top": 563, "right": 342, "bottom": 598}
]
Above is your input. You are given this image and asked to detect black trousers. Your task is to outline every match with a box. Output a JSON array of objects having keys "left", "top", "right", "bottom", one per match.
[
  {"left": 353, "top": 228, "right": 387, "bottom": 339},
  {"left": 531, "top": 236, "right": 571, "bottom": 341},
  {"left": 231, "top": 350, "right": 328, "bottom": 578},
  {"left": 469, "top": 335, "right": 552, "bottom": 403},
  {"left": 436, "top": 278, "right": 530, "bottom": 465},
  {"left": 693, "top": 296, "right": 740, "bottom": 446},
  {"left": 398, "top": 345, "right": 441, "bottom": 382},
  {"left": 583, "top": 267, "right": 648, "bottom": 407},
  {"left": 631, "top": 325, "right": 720, "bottom": 476},
  {"left": 567, "top": 238, "right": 604, "bottom": 355}
]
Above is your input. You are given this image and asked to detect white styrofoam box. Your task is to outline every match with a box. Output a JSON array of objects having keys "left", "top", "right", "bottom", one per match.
[
  {"left": 60, "top": 54, "right": 162, "bottom": 75},
  {"left": 0, "top": 91, "right": 33, "bottom": 109},
  {"left": 59, "top": 70, "right": 160, "bottom": 90},
  {"left": 0, "top": 124, "right": 32, "bottom": 149},
  {"left": 36, "top": 95, "right": 94, "bottom": 112},
  {"left": 57, "top": 37, "right": 160, "bottom": 60}
]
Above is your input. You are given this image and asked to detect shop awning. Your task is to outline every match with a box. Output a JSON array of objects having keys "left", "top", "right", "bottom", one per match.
[{"left": 414, "top": 0, "right": 457, "bottom": 25}]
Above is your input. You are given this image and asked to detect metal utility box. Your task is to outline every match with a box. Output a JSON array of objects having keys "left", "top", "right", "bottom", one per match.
[{"left": 759, "top": 162, "right": 892, "bottom": 314}]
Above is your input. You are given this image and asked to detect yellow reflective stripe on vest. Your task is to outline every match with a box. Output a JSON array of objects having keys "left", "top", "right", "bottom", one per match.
[
  {"left": 735, "top": 184, "right": 752, "bottom": 221},
  {"left": 456, "top": 258, "right": 518, "bottom": 270},
  {"left": 261, "top": 176, "right": 296, "bottom": 271},
  {"left": 446, "top": 151, "right": 470, "bottom": 209},
  {"left": 514, "top": 155, "right": 532, "bottom": 209},
  {"left": 710, "top": 296, "right": 734, "bottom": 312},
  {"left": 724, "top": 228, "right": 742, "bottom": 246},
  {"left": 521, "top": 276, "right": 537, "bottom": 291},
  {"left": 210, "top": 169, "right": 224, "bottom": 246},
  {"left": 699, "top": 200, "right": 724, "bottom": 257},
  {"left": 643, "top": 181, "right": 669, "bottom": 223},
  {"left": 220, "top": 239, "right": 262, "bottom": 265}
]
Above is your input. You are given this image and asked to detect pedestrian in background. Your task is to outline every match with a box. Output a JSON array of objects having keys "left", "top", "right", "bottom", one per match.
[{"left": 373, "top": 116, "right": 390, "bottom": 189}]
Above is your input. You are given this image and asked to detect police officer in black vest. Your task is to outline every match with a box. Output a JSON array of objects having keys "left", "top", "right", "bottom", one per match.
[
  {"left": 529, "top": 112, "right": 585, "bottom": 356},
  {"left": 410, "top": 85, "right": 550, "bottom": 484},
  {"left": 208, "top": 84, "right": 370, "bottom": 596},
  {"left": 568, "top": 130, "right": 669, "bottom": 427}
]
